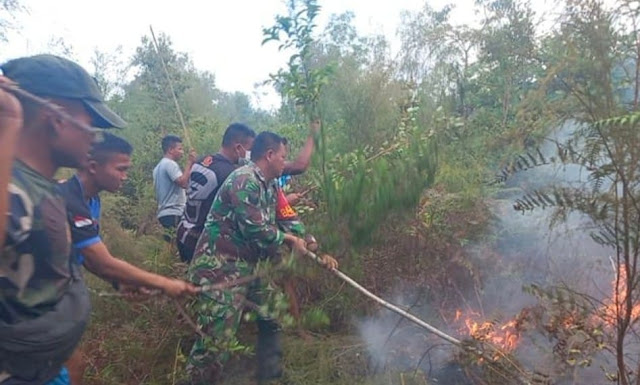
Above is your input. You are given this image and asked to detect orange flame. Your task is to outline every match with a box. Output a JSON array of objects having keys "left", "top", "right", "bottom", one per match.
[
  {"left": 454, "top": 310, "right": 521, "bottom": 357},
  {"left": 599, "top": 265, "right": 640, "bottom": 326},
  {"left": 539, "top": 265, "right": 640, "bottom": 333},
  {"left": 452, "top": 265, "right": 640, "bottom": 361}
]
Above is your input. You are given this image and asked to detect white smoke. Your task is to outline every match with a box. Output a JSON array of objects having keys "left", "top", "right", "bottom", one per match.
[{"left": 355, "top": 122, "right": 624, "bottom": 383}]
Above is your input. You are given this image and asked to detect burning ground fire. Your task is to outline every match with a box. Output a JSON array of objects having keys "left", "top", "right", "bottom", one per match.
[
  {"left": 451, "top": 264, "right": 640, "bottom": 363},
  {"left": 454, "top": 309, "right": 521, "bottom": 359},
  {"left": 598, "top": 264, "right": 640, "bottom": 325}
]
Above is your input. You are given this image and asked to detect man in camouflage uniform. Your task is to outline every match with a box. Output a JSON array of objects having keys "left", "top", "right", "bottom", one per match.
[
  {"left": 186, "top": 131, "right": 337, "bottom": 384},
  {"left": 188, "top": 120, "right": 321, "bottom": 259},
  {"left": 0, "top": 55, "right": 126, "bottom": 385}
]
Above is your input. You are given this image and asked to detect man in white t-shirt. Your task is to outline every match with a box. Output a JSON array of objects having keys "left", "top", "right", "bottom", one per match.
[{"left": 152, "top": 135, "right": 196, "bottom": 233}]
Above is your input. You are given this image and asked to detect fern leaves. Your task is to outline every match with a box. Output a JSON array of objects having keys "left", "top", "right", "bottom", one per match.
[
  {"left": 512, "top": 186, "right": 614, "bottom": 225},
  {"left": 493, "top": 148, "right": 549, "bottom": 184},
  {"left": 492, "top": 140, "right": 593, "bottom": 185}
]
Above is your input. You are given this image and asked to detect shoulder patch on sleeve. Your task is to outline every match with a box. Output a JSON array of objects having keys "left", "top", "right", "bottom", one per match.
[
  {"left": 202, "top": 156, "right": 214, "bottom": 167},
  {"left": 73, "top": 215, "right": 94, "bottom": 228}
]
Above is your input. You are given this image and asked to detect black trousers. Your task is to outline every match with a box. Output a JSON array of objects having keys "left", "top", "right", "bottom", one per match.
[
  {"left": 158, "top": 215, "right": 180, "bottom": 229},
  {"left": 158, "top": 215, "right": 180, "bottom": 243}
]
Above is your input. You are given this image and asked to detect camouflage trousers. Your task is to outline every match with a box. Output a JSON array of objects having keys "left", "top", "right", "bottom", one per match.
[{"left": 186, "top": 253, "right": 285, "bottom": 385}]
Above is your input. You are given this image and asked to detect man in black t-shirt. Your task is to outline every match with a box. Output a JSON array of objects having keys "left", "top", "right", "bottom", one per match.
[
  {"left": 176, "top": 123, "right": 256, "bottom": 262},
  {"left": 178, "top": 121, "right": 321, "bottom": 264}
]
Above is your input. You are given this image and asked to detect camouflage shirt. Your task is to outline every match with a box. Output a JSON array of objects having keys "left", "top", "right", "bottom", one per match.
[
  {"left": 0, "top": 161, "right": 74, "bottom": 321},
  {"left": 0, "top": 161, "right": 91, "bottom": 382},
  {"left": 204, "top": 163, "right": 284, "bottom": 262}
]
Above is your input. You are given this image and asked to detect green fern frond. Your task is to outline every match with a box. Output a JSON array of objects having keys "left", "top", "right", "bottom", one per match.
[
  {"left": 589, "top": 173, "right": 605, "bottom": 195},
  {"left": 513, "top": 187, "right": 602, "bottom": 214},
  {"left": 593, "top": 111, "right": 640, "bottom": 129},
  {"left": 492, "top": 147, "right": 551, "bottom": 184},
  {"left": 590, "top": 231, "right": 617, "bottom": 248}
]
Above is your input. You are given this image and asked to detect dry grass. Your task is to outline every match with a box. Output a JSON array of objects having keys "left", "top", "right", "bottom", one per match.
[
  {"left": 77, "top": 230, "right": 439, "bottom": 385},
  {"left": 76, "top": 191, "right": 492, "bottom": 385}
]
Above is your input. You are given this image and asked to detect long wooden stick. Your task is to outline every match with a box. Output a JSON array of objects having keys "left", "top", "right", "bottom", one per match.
[
  {"left": 93, "top": 253, "right": 460, "bottom": 345},
  {"left": 149, "top": 25, "right": 193, "bottom": 149},
  {"left": 305, "top": 251, "right": 462, "bottom": 346},
  {"left": 94, "top": 248, "right": 530, "bottom": 382},
  {"left": 307, "top": 252, "right": 536, "bottom": 384}
]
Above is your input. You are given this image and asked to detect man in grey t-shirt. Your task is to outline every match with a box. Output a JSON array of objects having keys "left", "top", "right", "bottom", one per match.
[{"left": 152, "top": 135, "right": 196, "bottom": 231}]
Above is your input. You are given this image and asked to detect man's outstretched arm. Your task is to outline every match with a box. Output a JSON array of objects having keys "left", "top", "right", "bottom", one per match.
[
  {"left": 284, "top": 119, "right": 320, "bottom": 176},
  {"left": 81, "top": 241, "right": 198, "bottom": 297}
]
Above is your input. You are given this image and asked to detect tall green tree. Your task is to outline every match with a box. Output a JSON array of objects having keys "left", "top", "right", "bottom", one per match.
[
  {"left": 105, "top": 34, "right": 224, "bottom": 230},
  {"left": 263, "top": 0, "right": 437, "bottom": 249}
]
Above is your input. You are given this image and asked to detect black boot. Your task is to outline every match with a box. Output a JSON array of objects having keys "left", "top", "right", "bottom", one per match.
[
  {"left": 256, "top": 319, "right": 283, "bottom": 384},
  {"left": 184, "top": 361, "right": 223, "bottom": 385}
]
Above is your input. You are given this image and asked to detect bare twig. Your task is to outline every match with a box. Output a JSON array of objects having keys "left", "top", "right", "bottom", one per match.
[
  {"left": 171, "top": 338, "right": 181, "bottom": 385},
  {"left": 318, "top": 280, "right": 346, "bottom": 307},
  {"left": 198, "top": 273, "right": 261, "bottom": 294},
  {"left": 173, "top": 299, "right": 205, "bottom": 338},
  {"left": 299, "top": 186, "right": 316, "bottom": 196},
  {"left": 172, "top": 294, "right": 265, "bottom": 350},
  {"left": 413, "top": 343, "right": 449, "bottom": 378},
  {"left": 378, "top": 291, "right": 424, "bottom": 373}
]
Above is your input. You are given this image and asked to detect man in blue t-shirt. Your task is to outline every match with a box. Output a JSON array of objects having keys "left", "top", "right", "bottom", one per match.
[
  {"left": 60, "top": 133, "right": 197, "bottom": 293},
  {"left": 59, "top": 133, "right": 198, "bottom": 385}
]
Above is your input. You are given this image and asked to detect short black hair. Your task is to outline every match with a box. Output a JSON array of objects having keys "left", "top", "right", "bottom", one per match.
[
  {"left": 91, "top": 132, "right": 133, "bottom": 164},
  {"left": 222, "top": 123, "right": 256, "bottom": 147},
  {"left": 161, "top": 135, "right": 182, "bottom": 153},
  {"left": 250, "top": 131, "right": 288, "bottom": 162}
]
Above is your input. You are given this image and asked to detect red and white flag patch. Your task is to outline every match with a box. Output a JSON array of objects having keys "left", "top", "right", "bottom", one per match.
[{"left": 73, "top": 215, "right": 93, "bottom": 228}]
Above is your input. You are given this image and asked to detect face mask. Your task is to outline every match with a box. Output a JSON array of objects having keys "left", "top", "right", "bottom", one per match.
[{"left": 237, "top": 147, "right": 252, "bottom": 166}]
